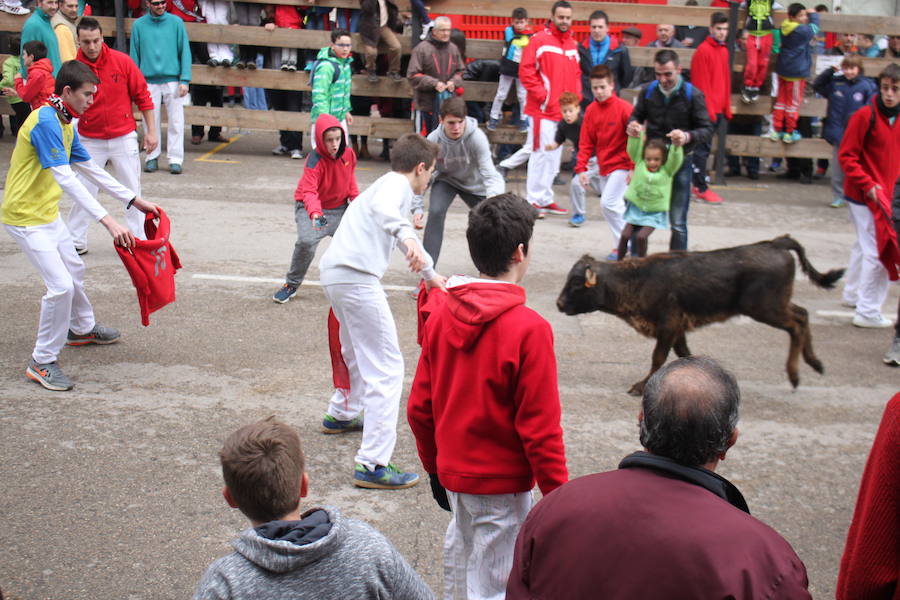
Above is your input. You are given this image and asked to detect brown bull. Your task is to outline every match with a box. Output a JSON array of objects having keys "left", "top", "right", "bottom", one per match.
[{"left": 557, "top": 236, "right": 844, "bottom": 395}]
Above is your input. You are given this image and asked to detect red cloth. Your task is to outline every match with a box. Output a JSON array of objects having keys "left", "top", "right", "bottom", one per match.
[
  {"left": 506, "top": 466, "right": 811, "bottom": 599},
  {"left": 837, "top": 393, "right": 900, "bottom": 600},
  {"left": 274, "top": 5, "right": 302, "bottom": 29},
  {"left": 166, "top": 0, "right": 202, "bottom": 22},
  {"left": 773, "top": 77, "right": 805, "bottom": 132},
  {"left": 115, "top": 209, "right": 182, "bottom": 326},
  {"left": 690, "top": 36, "right": 733, "bottom": 121},
  {"left": 407, "top": 279, "right": 568, "bottom": 496},
  {"left": 575, "top": 93, "right": 634, "bottom": 176},
  {"left": 328, "top": 308, "right": 350, "bottom": 392},
  {"left": 518, "top": 22, "right": 582, "bottom": 122},
  {"left": 76, "top": 44, "right": 154, "bottom": 140},
  {"left": 839, "top": 101, "right": 900, "bottom": 280},
  {"left": 744, "top": 33, "right": 774, "bottom": 88},
  {"left": 15, "top": 58, "right": 55, "bottom": 109},
  {"left": 295, "top": 114, "right": 359, "bottom": 218}
]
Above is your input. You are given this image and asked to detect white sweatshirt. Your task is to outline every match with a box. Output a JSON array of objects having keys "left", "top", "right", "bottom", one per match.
[{"left": 319, "top": 171, "right": 436, "bottom": 286}]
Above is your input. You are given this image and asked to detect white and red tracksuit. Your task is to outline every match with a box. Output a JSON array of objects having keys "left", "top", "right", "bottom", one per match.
[{"left": 518, "top": 21, "right": 581, "bottom": 208}]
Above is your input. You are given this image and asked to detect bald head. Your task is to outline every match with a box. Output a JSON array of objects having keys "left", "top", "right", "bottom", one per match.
[{"left": 639, "top": 356, "right": 740, "bottom": 467}]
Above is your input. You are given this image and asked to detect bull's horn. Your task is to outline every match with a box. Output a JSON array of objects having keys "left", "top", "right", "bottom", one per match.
[{"left": 585, "top": 267, "right": 597, "bottom": 288}]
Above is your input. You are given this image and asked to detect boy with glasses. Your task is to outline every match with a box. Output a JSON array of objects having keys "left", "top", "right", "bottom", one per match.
[{"left": 309, "top": 29, "right": 354, "bottom": 149}]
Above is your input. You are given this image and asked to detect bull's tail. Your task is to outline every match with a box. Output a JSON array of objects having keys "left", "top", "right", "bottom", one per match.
[{"left": 771, "top": 235, "right": 845, "bottom": 289}]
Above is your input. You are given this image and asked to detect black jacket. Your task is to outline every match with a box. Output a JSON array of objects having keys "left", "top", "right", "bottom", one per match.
[
  {"left": 578, "top": 39, "right": 632, "bottom": 99},
  {"left": 629, "top": 79, "right": 713, "bottom": 155}
]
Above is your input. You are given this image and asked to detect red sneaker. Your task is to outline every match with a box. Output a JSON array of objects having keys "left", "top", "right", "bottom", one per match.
[
  {"left": 695, "top": 188, "right": 724, "bottom": 204},
  {"left": 543, "top": 203, "right": 568, "bottom": 216},
  {"left": 530, "top": 202, "right": 546, "bottom": 219}
]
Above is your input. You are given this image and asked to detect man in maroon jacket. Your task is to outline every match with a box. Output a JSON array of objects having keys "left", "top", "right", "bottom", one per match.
[
  {"left": 507, "top": 356, "right": 812, "bottom": 600},
  {"left": 66, "top": 17, "right": 157, "bottom": 254}
]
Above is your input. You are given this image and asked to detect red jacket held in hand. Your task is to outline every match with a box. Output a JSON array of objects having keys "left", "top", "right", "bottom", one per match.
[{"left": 116, "top": 208, "right": 182, "bottom": 326}]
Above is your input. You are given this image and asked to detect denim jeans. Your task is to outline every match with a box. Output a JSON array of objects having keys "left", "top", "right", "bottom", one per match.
[{"left": 669, "top": 157, "right": 693, "bottom": 251}]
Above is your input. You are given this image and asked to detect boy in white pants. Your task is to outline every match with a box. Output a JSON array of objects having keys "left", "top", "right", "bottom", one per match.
[
  {"left": 486, "top": 7, "right": 531, "bottom": 133},
  {"left": 408, "top": 194, "right": 568, "bottom": 600},
  {"left": 318, "top": 133, "right": 446, "bottom": 490},
  {"left": 2, "top": 61, "right": 161, "bottom": 391}
]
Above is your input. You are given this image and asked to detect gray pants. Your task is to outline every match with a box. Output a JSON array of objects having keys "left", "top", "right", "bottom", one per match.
[
  {"left": 285, "top": 202, "right": 347, "bottom": 286},
  {"left": 830, "top": 144, "right": 846, "bottom": 204},
  {"left": 423, "top": 180, "right": 484, "bottom": 266}
]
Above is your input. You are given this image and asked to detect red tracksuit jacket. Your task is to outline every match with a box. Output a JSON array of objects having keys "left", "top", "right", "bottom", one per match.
[
  {"left": 77, "top": 43, "right": 154, "bottom": 140},
  {"left": 576, "top": 94, "right": 634, "bottom": 176},
  {"left": 407, "top": 278, "right": 568, "bottom": 496},
  {"left": 690, "top": 35, "right": 733, "bottom": 121},
  {"left": 518, "top": 22, "right": 582, "bottom": 122},
  {"left": 116, "top": 209, "right": 182, "bottom": 325}
]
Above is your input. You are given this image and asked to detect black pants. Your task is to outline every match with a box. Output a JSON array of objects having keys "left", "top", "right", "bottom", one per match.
[
  {"left": 190, "top": 84, "right": 224, "bottom": 139},
  {"left": 692, "top": 115, "right": 723, "bottom": 192},
  {"left": 10, "top": 102, "right": 31, "bottom": 137},
  {"left": 267, "top": 89, "right": 303, "bottom": 151}
]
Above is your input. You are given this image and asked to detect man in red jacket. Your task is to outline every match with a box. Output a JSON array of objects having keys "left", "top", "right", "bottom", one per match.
[
  {"left": 687, "top": 11, "right": 732, "bottom": 205},
  {"left": 518, "top": 0, "right": 581, "bottom": 216},
  {"left": 66, "top": 17, "right": 158, "bottom": 254},
  {"left": 838, "top": 64, "right": 900, "bottom": 330},
  {"left": 572, "top": 64, "right": 633, "bottom": 253},
  {"left": 408, "top": 193, "right": 567, "bottom": 600},
  {"left": 507, "top": 356, "right": 811, "bottom": 600},
  {"left": 272, "top": 113, "right": 359, "bottom": 304}
]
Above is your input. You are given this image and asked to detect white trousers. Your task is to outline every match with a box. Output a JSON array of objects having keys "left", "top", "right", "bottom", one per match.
[
  {"left": 443, "top": 491, "right": 533, "bottom": 600},
  {"left": 843, "top": 201, "right": 889, "bottom": 319},
  {"left": 489, "top": 75, "right": 527, "bottom": 121},
  {"left": 147, "top": 81, "right": 185, "bottom": 164},
  {"left": 498, "top": 144, "right": 531, "bottom": 170},
  {"left": 5, "top": 217, "right": 96, "bottom": 364},
  {"left": 67, "top": 132, "right": 145, "bottom": 247},
  {"left": 199, "top": 0, "right": 234, "bottom": 62},
  {"left": 570, "top": 159, "right": 628, "bottom": 242},
  {"left": 310, "top": 119, "right": 348, "bottom": 151},
  {"left": 525, "top": 118, "right": 562, "bottom": 207},
  {"left": 324, "top": 282, "right": 403, "bottom": 469}
]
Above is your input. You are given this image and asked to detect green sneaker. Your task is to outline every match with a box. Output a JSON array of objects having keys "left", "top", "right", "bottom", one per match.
[
  {"left": 353, "top": 463, "right": 419, "bottom": 489},
  {"left": 144, "top": 158, "right": 158, "bottom": 173},
  {"left": 322, "top": 414, "right": 363, "bottom": 434}
]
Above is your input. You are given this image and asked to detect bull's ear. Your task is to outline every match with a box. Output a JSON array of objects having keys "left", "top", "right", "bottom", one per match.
[{"left": 584, "top": 267, "right": 597, "bottom": 288}]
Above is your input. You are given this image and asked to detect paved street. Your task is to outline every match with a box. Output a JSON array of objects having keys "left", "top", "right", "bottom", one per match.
[{"left": 1, "top": 130, "right": 897, "bottom": 599}]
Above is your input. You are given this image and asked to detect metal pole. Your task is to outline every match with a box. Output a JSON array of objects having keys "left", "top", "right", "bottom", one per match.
[
  {"left": 714, "top": 0, "right": 740, "bottom": 185},
  {"left": 115, "top": 0, "right": 126, "bottom": 53}
]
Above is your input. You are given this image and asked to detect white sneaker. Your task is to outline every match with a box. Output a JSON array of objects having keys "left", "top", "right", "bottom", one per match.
[
  {"left": 840, "top": 299, "right": 857, "bottom": 309},
  {"left": 290, "top": 149, "right": 304, "bottom": 160},
  {"left": 419, "top": 21, "right": 434, "bottom": 40},
  {"left": 852, "top": 314, "right": 893, "bottom": 329},
  {"left": 0, "top": 0, "right": 30, "bottom": 13},
  {"left": 272, "top": 145, "right": 288, "bottom": 156}
]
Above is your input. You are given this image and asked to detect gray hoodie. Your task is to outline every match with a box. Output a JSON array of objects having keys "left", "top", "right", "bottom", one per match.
[
  {"left": 427, "top": 116, "right": 505, "bottom": 198},
  {"left": 193, "top": 506, "right": 434, "bottom": 600}
]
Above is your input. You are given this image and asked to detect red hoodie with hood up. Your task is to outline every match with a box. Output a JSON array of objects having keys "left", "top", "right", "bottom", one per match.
[
  {"left": 295, "top": 113, "right": 359, "bottom": 219},
  {"left": 407, "top": 278, "right": 568, "bottom": 496},
  {"left": 15, "top": 58, "right": 55, "bottom": 109}
]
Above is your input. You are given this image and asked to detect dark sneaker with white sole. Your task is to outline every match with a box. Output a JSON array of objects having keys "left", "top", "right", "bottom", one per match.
[
  {"left": 66, "top": 324, "right": 120, "bottom": 346},
  {"left": 273, "top": 284, "right": 298, "bottom": 303},
  {"left": 322, "top": 414, "right": 364, "bottom": 434},
  {"left": 26, "top": 360, "right": 73, "bottom": 391},
  {"left": 353, "top": 463, "right": 419, "bottom": 489}
]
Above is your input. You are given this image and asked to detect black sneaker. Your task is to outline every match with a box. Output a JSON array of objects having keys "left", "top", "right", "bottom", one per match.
[
  {"left": 26, "top": 360, "right": 74, "bottom": 391},
  {"left": 66, "top": 324, "right": 120, "bottom": 346}
]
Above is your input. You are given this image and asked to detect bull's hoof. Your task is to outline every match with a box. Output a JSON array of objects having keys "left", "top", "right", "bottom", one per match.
[
  {"left": 809, "top": 358, "right": 824, "bottom": 374},
  {"left": 789, "top": 374, "right": 799, "bottom": 389},
  {"left": 628, "top": 382, "right": 644, "bottom": 396}
]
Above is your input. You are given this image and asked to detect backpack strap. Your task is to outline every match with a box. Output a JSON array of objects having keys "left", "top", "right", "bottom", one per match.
[
  {"left": 644, "top": 80, "right": 693, "bottom": 101},
  {"left": 308, "top": 59, "right": 341, "bottom": 84},
  {"left": 644, "top": 80, "right": 659, "bottom": 99}
]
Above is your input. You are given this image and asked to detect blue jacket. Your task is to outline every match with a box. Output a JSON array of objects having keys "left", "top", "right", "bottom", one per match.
[
  {"left": 775, "top": 12, "right": 819, "bottom": 79},
  {"left": 812, "top": 69, "right": 877, "bottom": 145}
]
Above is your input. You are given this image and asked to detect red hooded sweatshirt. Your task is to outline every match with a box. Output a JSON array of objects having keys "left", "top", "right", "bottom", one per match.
[
  {"left": 295, "top": 113, "right": 359, "bottom": 218},
  {"left": 690, "top": 35, "right": 733, "bottom": 121},
  {"left": 407, "top": 277, "right": 568, "bottom": 496},
  {"left": 15, "top": 58, "right": 55, "bottom": 110},
  {"left": 519, "top": 21, "right": 582, "bottom": 122},
  {"left": 576, "top": 93, "right": 634, "bottom": 176},
  {"left": 839, "top": 99, "right": 900, "bottom": 280},
  {"left": 77, "top": 43, "right": 154, "bottom": 140}
]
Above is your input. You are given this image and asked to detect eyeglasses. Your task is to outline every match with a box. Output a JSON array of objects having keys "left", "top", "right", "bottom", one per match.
[
  {"left": 149, "top": 1, "right": 166, "bottom": 6},
  {"left": 334, "top": 43, "right": 352, "bottom": 48}
]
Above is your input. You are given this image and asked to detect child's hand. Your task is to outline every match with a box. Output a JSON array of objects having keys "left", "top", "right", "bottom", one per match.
[
  {"left": 626, "top": 121, "right": 643, "bottom": 137},
  {"left": 426, "top": 274, "right": 447, "bottom": 292},
  {"left": 579, "top": 171, "right": 589, "bottom": 188},
  {"left": 264, "top": 22, "right": 276, "bottom": 31},
  {"left": 545, "top": 142, "right": 559, "bottom": 151},
  {"left": 403, "top": 237, "right": 425, "bottom": 272},
  {"left": 413, "top": 213, "right": 424, "bottom": 229},
  {"left": 446, "top": 81, "right": 455, "bottom": 92},
  {"left": 435, "top": 81, "right": 447, "bottom": 93}
]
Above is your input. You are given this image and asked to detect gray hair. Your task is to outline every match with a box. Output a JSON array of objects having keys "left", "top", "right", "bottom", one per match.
[
  {"left": 639, "top": 356, "right": 740, "bottom": 467},
  {"left": 434, "top": 16, "right": 452, "bottom": 28}
]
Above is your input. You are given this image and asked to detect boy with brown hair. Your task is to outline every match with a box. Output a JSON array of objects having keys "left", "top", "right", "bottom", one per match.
[
  {"left": 193, "top": 416, "right": 434, "bottom": 599},
  {"left": 3, "top": 40, "right": 55, "bottom": 109},
  {"left": 408, "top": 193, "right": 568, "bottom": 600}
]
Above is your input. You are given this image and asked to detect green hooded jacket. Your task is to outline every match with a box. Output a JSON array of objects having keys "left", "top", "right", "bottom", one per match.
[
  {"left": 309, "top": 47, "right": 353, "bottom": 123},
  {"left": 624, "top": 134, "right": 684, "bottom": 213}
]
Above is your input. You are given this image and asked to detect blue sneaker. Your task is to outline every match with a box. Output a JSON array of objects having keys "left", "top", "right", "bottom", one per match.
[
  {"left": 144, "top": 158, "right": 158, "bottom": 173},
  {"left": 569, "top": 214, "right": 585, "bottom": 227},
  {"left": 518, "top": 118, "right": 529, "bottom": 133},
  {"left": 353, "top": 463, "right": 420, "bottom": 489},
  {"left": 273, "top": 283, "right": 298, "bottom": 304},
  {"left": 322, "top": 414, "right": 363, "bottom": 434},
  {"left": 789, "top": 131, "right": 802, "bottom": 143},
  {"left": 486, "top": 117, "right": 499, "bottom": 131}
]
